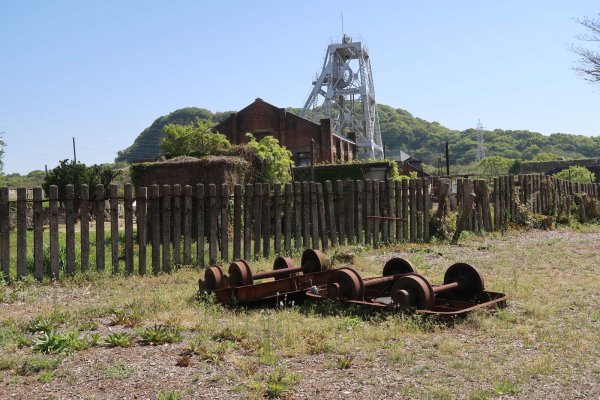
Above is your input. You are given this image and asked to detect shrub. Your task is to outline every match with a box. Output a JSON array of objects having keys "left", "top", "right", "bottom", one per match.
[
  {"left": 554, "top": 165, "right": 596, "bottom": 184},
  {"left": 245, "top": 133, "right": 294, "bottom": 183}
]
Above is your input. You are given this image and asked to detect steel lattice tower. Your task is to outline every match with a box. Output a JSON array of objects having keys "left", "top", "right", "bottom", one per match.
[
  {"left": 476, "top": 119, "right": 486, "bottom": 162},
  {"left": 301, "top": 35, "right": 384, "bottom": 159}
]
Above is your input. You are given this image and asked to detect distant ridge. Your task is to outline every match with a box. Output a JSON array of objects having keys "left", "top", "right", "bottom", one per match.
[{"left": 116, "top": 105, "right": 600, "bottom": 165}]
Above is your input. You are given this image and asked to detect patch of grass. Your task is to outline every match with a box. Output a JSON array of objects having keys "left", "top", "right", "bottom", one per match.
[
  {"left": 187, "top": 340, "right": 229, "bottom": 363},
  {"left": 103, "top": 332, "right": 135, "bottom": 348},
  {"left": 32, "top": 331, "right": 88, "bottom": 355},
  {"left": 212, "top": 327, "right": 247, "bottom": 343},
  {"left": 257, "top": 337, "right": 278, "bottom": 366},
  {"left": 492, "top": 379, "right": 519, "bottom": 396},
  {"left": 265, "top": 366, "right": 301, "bottom": 398},
  {"left": 101, "top": 361, "right": 132, "bottom": 380},
  {"left": 139, "top": 325, "right": 182, "bottom": 345},
  {"left": 38, "top": 370, "right": 56, "bottom": 383},
  {"left": 16, "top": 355, "right": 61, "bottom": 376},
  {"left": 156, "top": 390, "right": 181, "bottom": 400}
]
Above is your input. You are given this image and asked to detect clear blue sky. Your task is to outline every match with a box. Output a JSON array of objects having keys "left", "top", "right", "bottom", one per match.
[{"left": 1, "top": 0, "right": 598, "bottom": 174}]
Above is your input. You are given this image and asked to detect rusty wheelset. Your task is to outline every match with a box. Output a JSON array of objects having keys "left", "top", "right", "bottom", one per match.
[{"left": 325, "top": 258, "right": 416, "bottom": 300}]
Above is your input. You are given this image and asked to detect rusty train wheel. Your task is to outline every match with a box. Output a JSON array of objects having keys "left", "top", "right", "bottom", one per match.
[
  {"left": 301, "top": 249, "right": 331, "bottom": 274},
  {"left": 326, "top": 268, "right": 365, "bottom": 301},
  {"left": 203, "top": 265, "right": 226, "bottom": 291},
  {"left": 228, "top": 260, "right": 253, "bottom": 287},
  {"left": 391, "top": 274, "right": 435, "bottom": 309},
  {"left": 382, "top": 257, "right": 416, "bottom": 276},
  {"left": 443, "top": 263, "right": 485, "bottom": 299}
]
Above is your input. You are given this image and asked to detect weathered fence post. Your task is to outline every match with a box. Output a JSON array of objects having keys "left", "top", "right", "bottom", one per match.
[
  {"left": 16, "top": 188, "right": 28, "bottom": 278},
  {"left": 356, "top": 180, "right": 364, "bottom": 245},
  {"left": 33, "top": 187, "right": 44, "bottom": 280},
  {"left": 183, "top": 185, "right": 192, "bottom": 265},
  {"left": 310, "top": 182, "right": 319, "bottom": 249},
  {"left": 284, "top": 183, "right": 293, "bottom": 253},
  {"left": 274, "top": 184, "right": 282, "bottom": 254},
  {"left": 365, "top": 180, "right": 373, "bottom": 245},
  {"left": 161, "top": 185, "right": 171, "bottom": 273},
  {"left": 380, "top": 181, "right": 388, "bottom": 243},
  {"left": 95, "top": 184, "right": 105, "bottom": 272},
  {"left": 221, "top": 183, "right": 230, "bottom": 262},
  {"left": 294, "top": 182, "right": 302, "bottom": 250},
  {"left": 253, "top": 183, "right": 262, "bottom": 259},
  {"left": 195, "top": 184, "right": 205, "bottom": 267},
  {"left": 373, "top": 181, "right": 381, "bottom": 248},
  {"left": 347, "top": 180, "right": 355, "bottom": 245},
  {"left": 233, "top": 184, "right": 242, "bottom": 260},
  {"left": 324, "top": 181, "right": 337, "bottom": 247},
  {"left": 65, "top": 185, "right": 75, "bottom": 276},
  {"left": 110, "top": 184, "right": 120, "bottom": 274},
  {"left": 172, "top": 185, "right": 182, "bottom": 266},
  {"left": 150, "top": 185, "right": 160, "bottom": 274},
  {"left": 336, "top": 180, "right": 345, "bottom": 246},
  {"left": 243, "top": 183, "right": 252, "bottom": 261},
  {"left": 208, "top": 184, "right": 217, "bottom": 264},
  {"left": 50, "top": 185, "right": 60, "bottom": 279},
  {"left": 0, "top": 188, "right": 9, "bottom": 280},
  {"left": 80, "top": 185, "right": 90, "bottom": 272},
  {"left": 401, "top": 179, "right": 409, "bottom": 240},
  {"left": 124, "top": 184, "right": 134, "bottom": 274},
  {"left": 409, "top": 179, "right": 417, "bottom": 242},
  {"left": 395, "top": 181, "right": 403, "bottom": 241},
  {"left": 262, "top": 183, "right": 271, "bottom": 258},
  {"left": 415, "top": 179, "right": 423, "bottom": 240},
  {"left": 423, "top": 179, "right": 430, "bottom": 241},
  {"left": 316, "top": 183, "right": 328, "bottom": 251},
  {"left": 301, "top": 182, "right": 310, "bottom": 249},
  {"left": 137, "top": 187, "right": 147, "bottom": 275}
]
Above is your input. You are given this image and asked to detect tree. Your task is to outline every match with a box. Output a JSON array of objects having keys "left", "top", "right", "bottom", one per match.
[
  {"left": 553, "top": 165, "right": 596, "bottom": 184},
  {"left": 572, "top": 15, "right": 600, "bottom": 83},
  {"left": 160, "top": 118, "right": 231, "bottom": 158},
  {"left": 43, "top": 160, "right": 119, "bottom": 200},
  {"left": 476, "top": 156, "right": 514, "bottom": 176},
  {"left": 245, "top": 133, "right": 294, "bottom": 183}
]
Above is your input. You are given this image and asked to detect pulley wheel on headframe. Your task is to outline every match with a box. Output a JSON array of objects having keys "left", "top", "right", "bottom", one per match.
[
  {"left": 382, "top": 257, "right": 416, "bottom": 277},
  {"left": 326, "top": 268, "right": 365, "bottom": 301},
  {"left": 443, "top": 263, "right": 485, "bottom": 299}
]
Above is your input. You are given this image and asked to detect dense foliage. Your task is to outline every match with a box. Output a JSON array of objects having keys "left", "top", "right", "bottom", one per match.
[
  {"left": 117, "top": 104, "right": 600, "bottom": 166},
  {"left": 553, "top": 165, "right": 596, "bottom": 183},
  {"left": 160, "top": 118, "right": 231, "bottom": 158},
  {"left": 245, "top": 133, "right": 294, "bottom": 183},
  {"left": 43, "top": 160, "right": 119, "bottom": 198}
]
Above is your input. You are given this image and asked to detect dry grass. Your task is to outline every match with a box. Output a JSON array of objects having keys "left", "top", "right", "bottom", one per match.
[{"left": 1, "top": 225, "right": 599, "bottom": 399}]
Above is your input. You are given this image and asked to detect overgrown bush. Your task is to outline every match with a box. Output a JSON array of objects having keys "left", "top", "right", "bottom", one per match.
[
  {"left": 245, "top": 133, "right": 294, "bottom": 183},
  {"left": 554, "top": 165, "right": 596, "bottom": 183}
]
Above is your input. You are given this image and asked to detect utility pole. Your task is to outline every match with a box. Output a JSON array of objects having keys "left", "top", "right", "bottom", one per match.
[{"left": 72, "top": 137, "right": 77, "bottom": 163}]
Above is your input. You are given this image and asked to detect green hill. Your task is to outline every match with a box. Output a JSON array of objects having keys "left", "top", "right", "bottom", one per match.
[
  {"left": 115, "top": 107, "right": 232, "bottom": 163},
  {"left": 116, "top": 105, "right": 600, "bottom": 165}
]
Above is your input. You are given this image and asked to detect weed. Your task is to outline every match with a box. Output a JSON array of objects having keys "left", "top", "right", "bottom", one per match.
[
  {"left": 212, "top": 327, "right": 246, "bottom": 343},
  {"left": 492, "top": 379, "right": 519, "bottom": 395},
  {"left": 187, "top": 340, "right": 229, "bottom": 363},
  {"left": 156, "top": 390, "right": 181, "bottom": 400},
  {"left": 257, "top": 337, "right": 278, "bottom": 366},
  {"left": 16, "top": 355, "right": 61, "bottom": 376},
  {"left": 336, "top": 354, "right": 354, "bottom": 369},
  {"left": 38, "top": 370, "right": 56, "bottom": 384},
  {"left": 33, "top": 331, "right": 87, "bottom": 355},
  {"left": 265, "top": 366, "right": 300, "bottom": 398},
  {"left": 139, "top": 325, "right": 182, "bottom": 345},
  {"left": 101, "top": 361, "right": 132, "bottom": 379},
  {"left": 103, "top": 332, "right": 135, "bottom": 348},
  {"left": 26, "top": 317, "right": 59, "bottom": 334},
  {"left": 109, "top": 304, "right": 144, "bottom": 328}
]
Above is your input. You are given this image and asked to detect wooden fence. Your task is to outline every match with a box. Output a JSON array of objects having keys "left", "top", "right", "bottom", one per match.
[{"left": 1, "top": 175, "right": 598, "bottom": 281}]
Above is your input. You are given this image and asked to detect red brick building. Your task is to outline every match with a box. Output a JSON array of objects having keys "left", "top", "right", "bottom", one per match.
[{"left": 214, "top": 98, "right": 356, "bottom": 166}]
